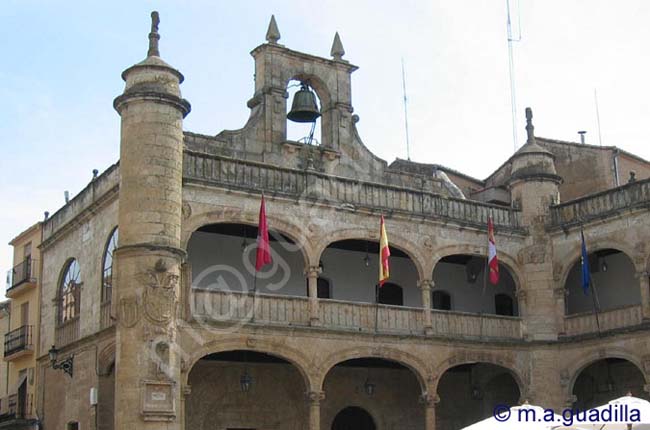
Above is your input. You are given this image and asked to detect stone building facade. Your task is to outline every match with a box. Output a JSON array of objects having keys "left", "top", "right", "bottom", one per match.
[{"left": 30, "top": 11, "right": 650, "bottom": 430}]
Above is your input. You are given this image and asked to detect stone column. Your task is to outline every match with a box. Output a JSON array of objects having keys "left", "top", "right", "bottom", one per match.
[
  {"left": 112, "top": 11, "right": 190, "bottom": 430},
  {"left": 307, "top": 391, "right": 325, "bottom": 430},
  {"left": 306, "top": 265, "right": 322, "bottom": 326},
  {"left": 637, "top": 271, "right": 650, "bottom": 319},
  {"left": 418, "top": 279, "right": 434, "bottom": 335},
  {"left": 421, "top": 393, "right": 439, "bottom": 430}
]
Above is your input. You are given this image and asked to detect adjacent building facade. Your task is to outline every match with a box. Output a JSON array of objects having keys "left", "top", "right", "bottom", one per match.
[
  {"left": 6, "top": 11, "right": 650, "bottom": 430},
  {"left": 1, "top": 223, "right": 42, "bottom": 429}
]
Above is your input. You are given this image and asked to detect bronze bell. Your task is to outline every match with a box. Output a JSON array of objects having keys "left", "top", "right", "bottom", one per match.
[{"left": 287, "top": 83, "right": 321, "bottom": 123}]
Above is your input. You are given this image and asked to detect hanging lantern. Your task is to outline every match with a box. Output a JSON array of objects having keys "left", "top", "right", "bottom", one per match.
[{"left": 240, "top": 370, "right": 253, "bottom": 393}]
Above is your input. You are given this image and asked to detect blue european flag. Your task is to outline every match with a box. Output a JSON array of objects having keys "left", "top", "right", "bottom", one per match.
[{"left": 580, "top": 230, "right": 591, "bottom": 295}]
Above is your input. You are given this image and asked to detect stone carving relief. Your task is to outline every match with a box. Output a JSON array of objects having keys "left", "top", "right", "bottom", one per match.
[
  {"left": 181, "top": 201, "right": 192, "bottom": 220},
  {"left": 137, "top": 259, "right": 179, "bottom": 325},
  {"left": 118, "top": 296, "right": 140, "bottom": 328},
  {"left": 518, "top": 245, "right": 546, "bottom": 265}
]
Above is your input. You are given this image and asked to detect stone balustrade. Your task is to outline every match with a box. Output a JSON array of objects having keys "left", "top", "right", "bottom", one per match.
[
  {"left": 563, "top": 304, "right": 643, "bottom": 337},
  {"left": 550, "top": 178, "right": 650, "bottom": 227},
  {"left": 319, "top": 299, "right": 425, "bottom": 334},
  {"left": 183, "top": 151, "right": 523, "bottom": 231},
  {"left": 192, "top": 289, "right": 311, "bottom": 327},
  {"left": 430, "top": 309, "right": 522, "bottom": 339},
  {"left": 190, "top": 289, "right": 524, "bottom": 340}
]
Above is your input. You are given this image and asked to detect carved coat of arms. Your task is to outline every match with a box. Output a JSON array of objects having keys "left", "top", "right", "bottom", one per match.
[
  {"left": 138, "top": 259, "right": 179, "bottom": 325},
  {"left": 119, "top": 296, "right": 140, "bottom": 328}
]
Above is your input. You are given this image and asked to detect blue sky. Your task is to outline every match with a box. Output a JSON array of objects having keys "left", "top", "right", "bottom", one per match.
[{"left": 2, "top": 0, "right": 650, "bottom": 284}]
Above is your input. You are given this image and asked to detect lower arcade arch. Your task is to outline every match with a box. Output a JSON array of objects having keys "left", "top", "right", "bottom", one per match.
[
  {"left": 436, "top": 363, "right": 521, "bottom": 430},
  {"left": 331, "top": 406, "right": 376, "bottom": 430},
  {"left": 321, "top": 357, "right": 425, "bottom": 429},
  {"left": 572, "top": 357, "right": 649, "bottom": 409},
  {"left": 185, "top": 350, "right": 310, "bottom": 429}
]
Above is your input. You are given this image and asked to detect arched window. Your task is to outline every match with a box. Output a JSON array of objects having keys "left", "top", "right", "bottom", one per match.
[
  {"left": 102, "top": 227, "right": 118, "bottom": 304},
  {"left": 432, "top": 290, "right": 452, "bottom": 311},
  {"left": 376, "top": 283, "right": 403, "bottom": 306},
  {"left": 494, "top": 293, "right": 514, "bottom": 316},
  {"left": 305, "top": 277, "right": 331, "bottom": 299},
  {"left": 59, "top": 259, "right": 81, "bottom": 324}
]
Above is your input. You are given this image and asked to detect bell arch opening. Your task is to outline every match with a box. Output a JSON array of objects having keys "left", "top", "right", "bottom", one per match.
[
  {"left": 322, "top": 357, "right": 424, "bottom": 429},
  {"left": 432, "top": 255, "right": 519, "bottom": 316},
  {"left": 572, "top": 357, "right": 648, "bottom": 409},
  {"left": 564, "top": 248, "right": 639, "bottom": 315},
  {"left": 185, "top": 350, "right": 309, "bottom": 428},
  {"left": 436, "top": 363, "right": 521, "bottom": 430},
  {"left": 286, "top": 79, "right": 322, "bottom": 147}
]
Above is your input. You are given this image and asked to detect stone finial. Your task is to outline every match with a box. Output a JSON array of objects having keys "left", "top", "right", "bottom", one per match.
[
  {"left": 266, "top": 15, "right": 281, "bottom": 44},
  {"left": 331, "top": 32, "right": 345, "bottom": 60},
  {"left": 148, "top": 11, "right": 161, "bottom": 57},
  {"left": 525, "top": 107, "right": 535, "bottom": 144}
]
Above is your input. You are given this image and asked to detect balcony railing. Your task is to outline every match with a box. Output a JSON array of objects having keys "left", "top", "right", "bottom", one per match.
[
  {"left": 190, "top": 290, "right": 523, "bottom": 340},
  {"left": 183, "top": 151, "right": 523, "bottom": 231},
  {"left": 55, "top": 317, "right": 80, "bottom": 347},
  {"left": 563, "top": 304, "right": 643, "bottom": 337},
  {"left": 4, "top": 326, "right": 32, "bottom": 358},
  {"left": 550, "top": 178, "right": 650, "bottom": 227},
  {"left": 6, "top": 258, "right": 36, "bottom": 291}
]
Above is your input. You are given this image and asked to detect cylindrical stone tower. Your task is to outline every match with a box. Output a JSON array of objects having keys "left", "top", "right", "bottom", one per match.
[{"left": 112, "top": 11, "right": 190, "bottom": 429}]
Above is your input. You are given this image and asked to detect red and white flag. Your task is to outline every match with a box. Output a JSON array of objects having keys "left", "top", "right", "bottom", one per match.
[
  {"left": 487, "top": 216, "right": 499, "bottom": 285},
  {"left": 379, "top": 215, "right": 390, "bottom": 286},
  {"left": 255, "top": 195, "right": 272, "bottom": 271}
]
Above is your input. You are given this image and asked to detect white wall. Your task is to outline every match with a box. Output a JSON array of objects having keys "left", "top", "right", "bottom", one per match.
[
  {"left": 188, "top": 233, "right": 519, "bottom": 314},
  {"left": 188, "top": 231, "right": 307, "bottom": 296},
  {"left": 188, "top": 233, "right": 422, "bottom": 305},
  {"left": 565, "top": 251, "right": 640, "bottom": 314},
  {"left": 320, "top": 247, "right": 420, "bottom": 306},
  {"left": 433, "top": 261, "right": 518, "bottom": 315}
]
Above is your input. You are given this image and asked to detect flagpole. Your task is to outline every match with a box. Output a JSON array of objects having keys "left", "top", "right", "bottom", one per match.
[
  {"left": 590, "top": 277, "right": 602, "bottom": 336},
  {"left": 251, "top": 271, "right": 257, "bottom": 322},
  {"left": 374, "top": 284, "right": 380, "bottom": 334},
  {"left": 580, "top": 226, "right": 601, "bottom": 336}
]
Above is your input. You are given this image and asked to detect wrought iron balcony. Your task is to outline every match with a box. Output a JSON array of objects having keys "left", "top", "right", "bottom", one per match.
[
  {"left": 6, "top": 258, "right": 36, "bottom": 295},
  {"left": 4, "top": 325, "right": 32, "bottom": 359}
]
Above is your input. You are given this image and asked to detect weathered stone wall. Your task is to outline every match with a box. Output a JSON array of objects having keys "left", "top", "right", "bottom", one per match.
[
  {"left": 38, "top": 335, "right": 114, "bottom": 429},
  {"left": 39, "top": 197, "right": 118, "bottom": 353}
]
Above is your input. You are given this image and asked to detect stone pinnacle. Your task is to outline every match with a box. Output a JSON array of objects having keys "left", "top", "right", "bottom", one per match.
[
  {"left": 147, "top": 11, "right": 161, "bottom": 57},
  {"left": 266, "top": 15, "right": 281, "bottom": 44},
  {"left": 331, "top": 32, "right": 345, "bottom": 60}
]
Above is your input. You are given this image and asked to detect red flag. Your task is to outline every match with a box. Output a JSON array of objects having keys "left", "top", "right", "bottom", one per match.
[
  {"left": 255, "top": 196, "right": 272, "bottom": 271},
  {"left": 379, "top": 215, "right": 390, "bottom": 286},
  {"left": 487, "top": 216, "right": 499, "bottom": 285}
]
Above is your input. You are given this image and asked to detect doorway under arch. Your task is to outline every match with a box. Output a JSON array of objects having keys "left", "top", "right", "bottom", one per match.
[
  {"left": 572, "top": 357, "right": 648, "bottom": 409},
  {"left": 332, "top": 406, "right": 376, "bottom": 430}
]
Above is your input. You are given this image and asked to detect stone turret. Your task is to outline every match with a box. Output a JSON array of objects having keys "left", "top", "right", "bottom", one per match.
[
  {"left": 508, "top": 108, "right": 564, "bottom": 347},
  {"left": 509, "top": 108, "right": 562, "bottom": 220},
  {"left": 113, "top": 11, "right": 189, "bottom": 429}
]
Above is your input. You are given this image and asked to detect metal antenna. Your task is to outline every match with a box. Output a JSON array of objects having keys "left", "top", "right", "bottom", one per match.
[
  {"left": 594, "top": 88, "right": 603, "bottom": 146},
  {"left": 401, "top": 58, "right": 411, "bottom": 161},
  {"left": 506, "top": 0, "right": 522, "bottom": 151}
]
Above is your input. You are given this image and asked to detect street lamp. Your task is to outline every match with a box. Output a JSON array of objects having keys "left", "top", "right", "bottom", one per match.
[{"left": 48, "top": 345, "right": 74, "bottom": 377}]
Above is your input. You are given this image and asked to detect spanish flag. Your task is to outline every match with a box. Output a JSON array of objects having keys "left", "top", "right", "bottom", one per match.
[{"left": 379, "top": 215, "right": 390, "bottom": 286}]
